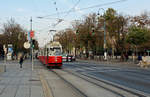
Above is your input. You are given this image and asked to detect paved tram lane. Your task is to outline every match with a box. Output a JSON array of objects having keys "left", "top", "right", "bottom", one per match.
[
  {"left": 37, "top": 61, "right": 123, "bottom": 97},
  {"left": 63, "top": 61, "right": 150, "bottom": 96}
]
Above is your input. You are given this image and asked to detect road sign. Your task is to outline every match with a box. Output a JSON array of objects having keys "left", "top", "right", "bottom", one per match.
[
  {"left": 8, "top": 48, "right": 13, "bottom": 52},
  {"left": 24, "top": 42, "right": 30, "bottom": 49},
  {"left": 30, "top": 31, "right": 34, "bottom": 38}
]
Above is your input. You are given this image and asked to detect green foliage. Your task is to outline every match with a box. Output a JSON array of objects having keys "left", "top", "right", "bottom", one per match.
[
  {"left": 104, "top": 8, "right": 118, "bottom": 37},
  {"left": 105, "top": 8, "right": 117, "bottom": 20},
  {"left": 126, "top": 26, "right": 150, "bottom": 46}
]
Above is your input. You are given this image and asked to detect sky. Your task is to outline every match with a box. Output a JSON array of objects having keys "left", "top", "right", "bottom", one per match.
[{"left": 0, "top": 0, "right": 150, "bottom": 47}]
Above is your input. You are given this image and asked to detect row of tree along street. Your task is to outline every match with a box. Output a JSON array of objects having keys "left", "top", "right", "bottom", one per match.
[
  {"left": 55, "top": 8, "right": 150, "bottom": 61},
  {"left": 0, "top": 19, "right": 38, "bottom": 59}
]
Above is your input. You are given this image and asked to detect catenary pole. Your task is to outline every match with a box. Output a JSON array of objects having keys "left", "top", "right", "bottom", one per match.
[
  {"left": 98, "top": 8, "right": 107, "bottom": 60},
  {"left": 30, "top": 17, "right": 34, "bottom": 71}
]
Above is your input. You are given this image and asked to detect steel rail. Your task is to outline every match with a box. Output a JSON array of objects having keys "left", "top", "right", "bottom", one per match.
[
  {"left": 60, "top": 68, "right": 124, "bottom": 97},
  {"left": 50, "top": 69, "right": 88, "bottom": 97},
  {"left": 39, "top": 63, "right": 88, "bottom": 97}
]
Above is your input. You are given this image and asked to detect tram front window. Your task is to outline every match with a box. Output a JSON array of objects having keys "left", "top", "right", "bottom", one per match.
[
  {"left": 54, "top": 48, "right": 61, "bottom": 56},
  {"left": 48, "top": 47, "right": 61, "bottom": 56}
]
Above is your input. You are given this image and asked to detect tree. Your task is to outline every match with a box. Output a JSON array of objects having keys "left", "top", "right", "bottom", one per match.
[
  {"left": 75, "top": 13, "right": 99, "bottom": 58},
  {"left": 115, "top": 15, "right": 129, "bottom": 60},
  {"left": 130, "top": 12, "right": 150, "bottom": 28},
  {"left": 56, "top": 29, "right": 76, "bottom": 54},
  {"left": 0, "top": 34, "right": 5, "bottom": 57},
  {"left": 128, "top": 12, "right": 150, "bottom": 53},
  {"left": 126, "top": 26, "right": 150, "bottom": 53},
  {"left": 55, "top": 8, "right": 150, "bottom": 61},
  {"left": 127, "top": 26, "right": 150, "bottom": 45},
  {"left": 1, "top": 18, "right": 28, "bottom": 54}
]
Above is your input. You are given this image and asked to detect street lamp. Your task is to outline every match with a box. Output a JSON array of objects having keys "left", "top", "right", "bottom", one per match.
[{"left": 97, "top": 8, "right": 107, "bottom": 60}]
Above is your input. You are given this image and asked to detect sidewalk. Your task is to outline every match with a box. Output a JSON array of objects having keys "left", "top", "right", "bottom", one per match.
[{"left": 0, "top": 60, "right": 44, "bottom": 97}]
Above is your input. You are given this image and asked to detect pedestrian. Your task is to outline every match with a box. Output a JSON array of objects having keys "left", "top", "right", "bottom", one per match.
[
  {"left": 140, "top": 53, "right": 148, "bottom": 68},
  {"left": 125, "top": 53, "right": 129, "bottom": 61},
  {"left": 19, "top": 55, "right": 24, "bottom": 68},
  {"left": 138, "top": 53, "right": 142, "bottom": 61},
  {"left": 137, "top": 53, "right": 142, "bottom": 66}
]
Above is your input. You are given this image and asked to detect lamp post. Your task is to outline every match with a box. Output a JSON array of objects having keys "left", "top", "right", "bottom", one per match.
[{"left": 97, "top": 8, "right": 107, "bottom": 60}]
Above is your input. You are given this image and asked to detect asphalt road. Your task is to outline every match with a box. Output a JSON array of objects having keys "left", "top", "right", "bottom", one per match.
[{"left": 63, "top": 61, "right": 150, "bottom": 96}]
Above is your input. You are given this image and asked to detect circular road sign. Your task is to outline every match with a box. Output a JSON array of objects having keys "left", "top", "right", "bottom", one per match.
[{"left": 24, "top": 42, "right": 30, "bottom": 49}]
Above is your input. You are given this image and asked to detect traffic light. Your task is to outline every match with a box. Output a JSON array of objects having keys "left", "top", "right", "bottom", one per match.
[
  {"left": 32, "top": 39, "right": 35, "bottom": 48},
  {"left": 76, "top": 30, "right": 79, "bottom": 34},
  {"left": 92, "top": 28, "right": 95, "bottom": 35}
]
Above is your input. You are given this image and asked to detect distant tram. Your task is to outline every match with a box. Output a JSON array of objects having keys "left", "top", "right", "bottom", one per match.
[{"left": 38, "top": 41, "right": 62, "bottom": 68}]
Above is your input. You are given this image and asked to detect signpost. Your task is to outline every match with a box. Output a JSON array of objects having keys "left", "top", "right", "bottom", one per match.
[{"left": 30, "top": 30, "right": 34, "bottom": 71}]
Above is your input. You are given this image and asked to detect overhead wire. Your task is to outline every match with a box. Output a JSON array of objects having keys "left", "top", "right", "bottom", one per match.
[
  {"left": 36, "top": 0, "right": 127, "bottom": 33},
  {"left": 40, "top": 0, "right": 127, "bottom": 18},
  {"left": 52, "top": 0, "right": 81, "bottom": 27},
  {"left": 54, "top": 1, "right": 60, "bottom": 18},
  {"left": 63, "top": 0, "right": 81, "bottom": 18},
  {"left": 51, "top": 0, "right": 62, "bottom": 28}
]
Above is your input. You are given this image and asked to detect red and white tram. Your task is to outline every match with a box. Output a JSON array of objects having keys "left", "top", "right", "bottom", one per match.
[{"left": 38, "top": 41, "right": 62, "bottom": 68}]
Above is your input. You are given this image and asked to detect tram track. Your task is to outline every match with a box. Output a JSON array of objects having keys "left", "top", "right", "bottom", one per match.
[
  {"left": 39, "top": 66, "right": 88, "bottom": 97},
  {"left": 38, "top": 60, "right": 150, "bottom": 97},
  {"left": 63, "top": 63, "right": 149, "bottom": 97},
  {"left": 52, "top": 69, "right": 123, "bottom": 97},
  {"left": 50, "top": 70, "right": 88, "bottom": 97},
  {"left": 39, "top": 70, "right": 54, "bottom": 97}
]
